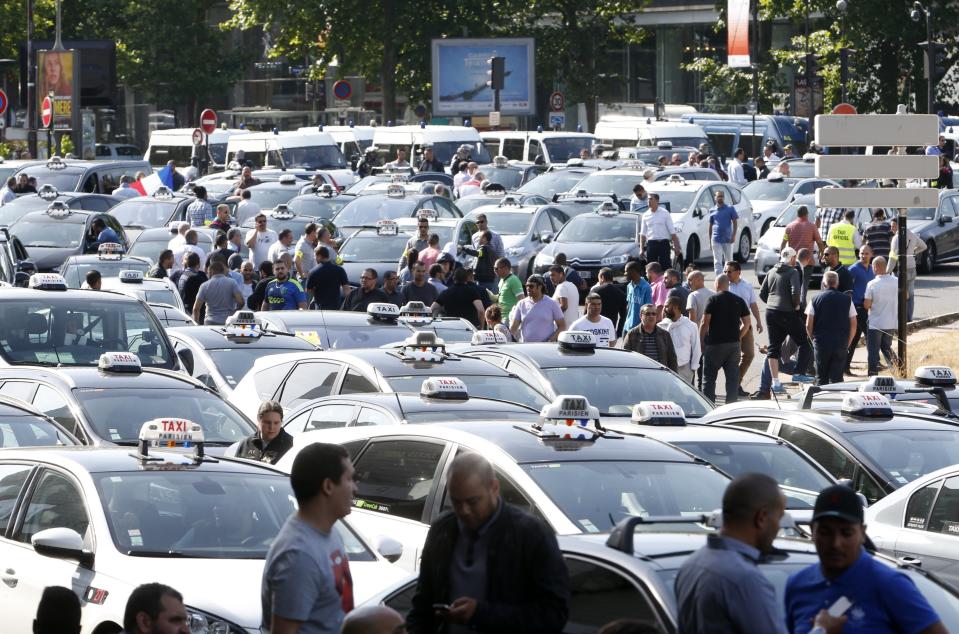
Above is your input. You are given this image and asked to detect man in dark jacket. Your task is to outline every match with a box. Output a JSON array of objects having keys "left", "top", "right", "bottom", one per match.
[
  {"left": 623, "top": 303, "right": 679, "bottom": 371},
  {"left": 758, "top": 247, "right": 813, "bottom": 395},
  {"left": 235, "top": 400, "right": 293, "bottom": 465},
  {"left": 407, "top": 453, "right": 569, "bottom": 634}
]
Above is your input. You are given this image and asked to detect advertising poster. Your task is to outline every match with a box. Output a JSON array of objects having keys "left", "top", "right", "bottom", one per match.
[
  {"left": 38, "top": 49, "right": 75, "bottom": 130},
  {"left": 432, "top": 38, "right": 535, "bottom": 115},
  {"left": 727, "top": 0, "right": 751, "bottom": 68}
]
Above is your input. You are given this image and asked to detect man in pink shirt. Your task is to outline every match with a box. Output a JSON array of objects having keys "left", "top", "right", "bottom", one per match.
[
  {"left": 780, "top": 205, "right": 825, "bottom": 254},
  {"left": 418, "top": 234, "right": 442, "bottom": 269},
  {"left": 647, "top": 261, "right": 668, "bottom": 320}
]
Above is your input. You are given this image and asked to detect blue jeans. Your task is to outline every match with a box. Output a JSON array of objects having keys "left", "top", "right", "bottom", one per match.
[
  {"left": 760, "top": 356, "right": 797, "bottom": 392},
  {"left": 704, "top": 341, "right": 742, "bottom": 403},
  {"left": 867, "top": 329, "right": 895, "bottom": 375}
]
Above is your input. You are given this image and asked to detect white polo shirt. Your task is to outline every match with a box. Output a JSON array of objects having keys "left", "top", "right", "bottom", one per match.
[{"left": 641, "top": 207, "right": 676, "bottom": 241}]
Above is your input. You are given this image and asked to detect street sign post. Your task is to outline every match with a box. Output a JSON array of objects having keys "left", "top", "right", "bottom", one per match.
[
  {"left": 549, "top": 91, "right": 565, "bottom": 112},
  {"left": 200, "top": 109, "right": 217, "bottom": 135},
  {"left": 831, "top": 102, "right": 857, "bottom": 115},
  {"left": 332, "top": 80, "right": 352, "bottom": 101},
  {"left": 549, "top": 112, "right": 565, "bottom": 130}
]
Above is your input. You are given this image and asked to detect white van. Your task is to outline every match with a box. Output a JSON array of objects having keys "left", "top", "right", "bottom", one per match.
[
  {"left": 371, "top": 125, "right": 490, "bottom": 170},
  {"left": 145, "top": 128, "right": 250, "bottom": 172},
  {"left": 226, "top": 131, "right": 355, "bottom": 187},
  {"left": 297, "top": 125, "right": 374, "bottom": 161},
  {"left": 594, "top": 117, "right": 710, "bottom": 151},
  {"left": 480, "top": 131, "right": 596, "bottom": 165}
]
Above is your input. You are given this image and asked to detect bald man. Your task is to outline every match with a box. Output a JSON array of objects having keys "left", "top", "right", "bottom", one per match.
[{"left": 341, "top": 605, "right": 406, "bottom": 634}]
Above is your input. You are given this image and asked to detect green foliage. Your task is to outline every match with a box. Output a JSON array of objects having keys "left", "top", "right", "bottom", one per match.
[
  {"left": 681, "top": 58, "right": 778, "bottom": 112},
  {"left": 58, "top": 133, "right": 73, "bottom": 155}
]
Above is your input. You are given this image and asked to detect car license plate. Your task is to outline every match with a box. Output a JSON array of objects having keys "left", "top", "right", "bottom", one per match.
[{"left": 580, "top": 270, "right": 592, "bottom": 279}]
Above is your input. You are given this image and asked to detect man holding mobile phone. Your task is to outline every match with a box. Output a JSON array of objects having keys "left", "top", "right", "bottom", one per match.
[
  {"left": 406, "top": 453, "right": 569, "bottom": 633},
  {"left": 784, "top": 484, "right": 947, "bottom": 634}
]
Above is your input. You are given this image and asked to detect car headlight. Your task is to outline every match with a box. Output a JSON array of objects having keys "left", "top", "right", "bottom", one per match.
[
  {"left": 505, "top": 246, "right": 525, "bottom": 258},
  {"left": 600, "top": 254, "right": 629, "bottom": 266},
  {"left": 673, "top": 221, "right": 684, "bottom": 233},
  {"left": 186, "top": 606, "right": 245, "bottom": 634},
  {"left": 534, "top": 253, "right": 554, "bottom": 267}
]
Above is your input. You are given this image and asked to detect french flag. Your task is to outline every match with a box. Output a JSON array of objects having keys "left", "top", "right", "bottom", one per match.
[{"left": 131, "top": 164, "right": 175, "bottom": 196}]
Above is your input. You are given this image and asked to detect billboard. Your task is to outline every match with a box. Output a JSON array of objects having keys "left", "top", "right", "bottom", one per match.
[
  {"left": 431, "top": 38, "right": 535, "bottom": 116},
  {"left": 38, "top": 49, "right": 77, "bottom": 131}
]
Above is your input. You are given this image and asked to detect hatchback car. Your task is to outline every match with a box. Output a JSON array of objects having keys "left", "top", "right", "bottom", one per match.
[{"left": 9, "top": 204, "right": 128, "bottom": 271}]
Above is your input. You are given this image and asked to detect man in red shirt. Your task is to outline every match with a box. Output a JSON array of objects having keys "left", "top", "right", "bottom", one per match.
[{"left": 780, "top": 205, "right": 825, "bottom": 254}]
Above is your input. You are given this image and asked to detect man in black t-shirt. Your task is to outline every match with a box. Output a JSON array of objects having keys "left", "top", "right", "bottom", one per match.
[
  {"left": 306, "top": 246, "right": 352, "bottom": 310},
  {"left": 589, "top": 268, "right": 628, "bottom": 338},
  {"left": 701, "top": 274, "right": 751, "bottom": 404},
  {"left": 342, "top": 268, "right": 390, "bottom": 312},
  {"left": 431, "top": 267, "right": 485, "bottom": 327}
]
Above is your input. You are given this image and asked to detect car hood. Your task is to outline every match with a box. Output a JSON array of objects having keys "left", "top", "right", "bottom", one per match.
[
  {"left": 750, "top": 199, "right": 786, "bottom": 217},
  {"left": 547, "top": 242, "right": 637, "bottom": 260},
  {"left": 22, "top": 246, "right": 79, "bottom": 271},
  {"left": 910, "top": 219, "right": 935, "bottom": 235},
  {"left": 758, "top": 226, "right": 786, "bottom": 251},
  {"left": 501, "top": 233, "right": 527, "bottom": 249}
]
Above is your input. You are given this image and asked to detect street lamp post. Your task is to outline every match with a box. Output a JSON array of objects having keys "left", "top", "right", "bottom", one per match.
[
  {"left": 837, "top": 0, "right": 848, "bottom": 104},
  {"left": 911, "top": 1, "right": 934, "bottom": 114}
]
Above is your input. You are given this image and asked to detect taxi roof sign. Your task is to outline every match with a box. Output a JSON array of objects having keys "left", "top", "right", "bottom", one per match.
[
  {"left": 376, "top": 219, "right": 399, "bottom": 236},
  {"left": 153, "top": 186, "right": 174, "bottom": 200},
  {"left": 317, "top": 183, "right": 337, "bottom": 198},
  {"left": 558, "top": 330, "right": 597, "bottom": 352},
  {"left": 45, "top": 156, "right": 67, "bottom": 170},
  {"left": 631, "top": 401, "right": 686, "bottom": 426},
  {"left": 389, "top": 172, "right": 410, "bottom": 183},
  {"left": 416, "top": 208, "right": 438, "bottom": 220},
  {"left": 420, "top": 377, "right": 469, "bottom": 400},
  {"left": 37, "top": 184, "right": 59, "bottom": 201},
  {"left": 97, "top": 242, "right": 125, "bottom": 259},
  {"left": 914, "top": 365, "right": 957, "bottom": 387},
  {"left": 664, "top": 174, "right": 687, "bottom": 185},
  {"left": 98, "top": 351, "right": 143, "bottom": 374},
  {"left": 223, "top": 310, "right": 262, "bottom": 341},
  {"left": 137, "top": 418, "right": 206, "bottom": 462},
  {"left": 272, "top": 204, "right": 295, "bottom": 220},
  {"left": 400, "top": 301, "right": 431, "bottom": 316},
  {"left": 596, "top": 201, "right": 620, "bottom": 216},
  {"left": 386, "top": 183, "right": 406, "bottom": 198},
  {"left": 29, "top": 272, "right": 67, "bottom": 291},
  {"left": 842, "top": 392, "right": 893, "bottom": 418},
  {"left": 471, "top": 330, "right": 508, "bottom": 345},
  {"left": 119, "top": 269, "right": 144, "bottom": 284},
  {"left": 540, "top": 394, "right": 599, "bottom": 423},
  {"left": 498, "top": 194, "right": 522, "bottom": 207},
  {"left": 45, "top": 201, "right": 71, "bottom": 217},
  {"left": 860, "top": 375, "right": 899, "bottom": 395},
  {"left": 367, "top": 302, "right": 400, "bottom": 321},
  {"left": 399, "top": 331, "right": 447, "bottom": 362},
  {"left": 493, "top": 155, "right": 509, "bottom": 167},
  {"left": 278, "top": 174, "right": 297, "bottom": 185}
]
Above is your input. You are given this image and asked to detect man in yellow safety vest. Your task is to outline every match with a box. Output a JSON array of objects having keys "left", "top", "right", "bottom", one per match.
[{"left": 826, "top": 209, "right": 861, "bottom": 266}]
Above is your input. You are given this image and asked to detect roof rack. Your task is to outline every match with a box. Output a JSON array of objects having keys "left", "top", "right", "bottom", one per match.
[
  {"left": 802, "top": 384, "right": 953, "bottom": 414},
  {"left": 606, "top": 514, "right": 718, "bottom": 555}
]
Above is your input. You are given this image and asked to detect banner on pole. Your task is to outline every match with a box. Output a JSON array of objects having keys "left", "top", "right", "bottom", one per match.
[{"left": 727, "top": 0, "right": 751, "bottom": 68}]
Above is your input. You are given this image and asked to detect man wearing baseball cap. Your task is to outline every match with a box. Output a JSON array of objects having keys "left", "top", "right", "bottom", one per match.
[{"left": 784, "top": 484, "right": 946, "bottom": 634}]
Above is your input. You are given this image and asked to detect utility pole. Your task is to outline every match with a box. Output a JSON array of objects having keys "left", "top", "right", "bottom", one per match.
[{"left": 26, "top": 0, "right": 35, "bottom": 157}]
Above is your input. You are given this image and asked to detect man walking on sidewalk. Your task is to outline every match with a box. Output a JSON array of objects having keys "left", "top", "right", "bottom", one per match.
[
  {"left": 847, "top": 245, "right": 875, "bottom": 374},
  {"left": 759, "top": 247, "right": 813, "bottom": 394},
  {"left": 725, "top": 261, "right": 763, "bottom": 398},
  {"left": 864, "top": 256, "right": 899, "bottom": 375},
  {"left": 700, "top": 275, "right": 751, "bottom": 404}
]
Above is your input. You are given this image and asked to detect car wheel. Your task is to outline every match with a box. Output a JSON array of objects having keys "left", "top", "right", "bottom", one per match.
[
  {"left": 760, "top": 218, "right": 774, "bottom": 236},
  {"left": 686, "top": 236, "right": 700, "bottom": 264},
  {"left": 735, "top": 230, "right": 752, "bottom": 263},
  {"left": 920, "top": 240, "right": 936, "bottom": 274}
]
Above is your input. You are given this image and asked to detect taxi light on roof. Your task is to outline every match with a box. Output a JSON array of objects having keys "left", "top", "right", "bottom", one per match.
[
  {"left": 223, "top": 310, "right": 263, "bottom": 340},
  {"left": 389, "top": 173, "right": 409, "bottom": 184},
  {"left": 29, "top": 273, "right": 67, "bottom": 291},
  {"left": 46, "top": 156, "right": 67, "bottom": 170},
  {"left": 97, "top": 242, "right": 125, "bottom": 259},
  {"left": 400, "top": 331, "right": 447, "bottom": 362},
  {"left": 484, "top": 185, "right": 506, "bottom": 197},
  {"left": 403, "top": 330, "right": 444, "bottom": 348},
  {"left": 664, "top": 174, "right": 687, "bottom": 185},
  {"left": 656, "top": 140, "right": 673, "bottom": 149},
  {"left": 573, "top": 189, "right": 590, "bottom": 199},
  {"left": 367, "top": 302, "right": 400, "bottom": 321},
  {"left": 226, "top": 309, "right": 258, "bottom": 326},
  {"left": 98, "top": 351, "right": 143, "bottom": 374},
  {"left": 631, "top": 401, "right": 686, "bottom": 426},
  {"left": 539, "top": 395, "right": 600, "bottom": 423},
  {"left": 137, "top": 418, "right": 206, "bottom": 462},
  {"left": 914, "top": 365, "right": 957, "bottom": 387},
  {"left": 386, "top": 183, "right": 407, "bottom": 198},
  {"left": 493, "top": 155, "right": 509, "bottom": 167},
  {"left": 400, "top": 301, "right": 430, "bottom": 316},
  {"left": 471, "top": 330, "right": 508, "bottom": 345},
  {"left": 153, "top": 186, "right": 174, "bottom": 200},
  {"left": 37, "top": 184, "right": 59, "bottom": 201},
  {"left": 558, "top": 330, "right": 597, "bottom": 352},
  {"left": 499, "top": 195, "right": 522, "bottom": 207},
  {"left": 278, "top": 174, "right": 297, "bottom": 185},
  {"left": 119, "top": 269, "right": 144, "bottom": 284},
  {"left": 537, "top": 395, "right": 602, "bottom": 444},
  {"left": 596, "top": 201, "right": 620, "bottom": 216},
  {"left": 842, "top": 392, "right": 893, "bottom": 418},
  {"left": 376, "top": 219, "right": 399, "bottom": 236},
  {"left": 416, "top": 208, "right": 438, "bottom": 221},
  {"left": 272, "top": 204, "right": 295, "bottom": 220},
  {"left": 566, "top": 158, "right": 585, "bottom": 167},
  {"left": 421, "top": 377, "right": 469, "bottom": 400},
  {"left": 45, "top": 201, "right": 71, "bottom": 218},
  {"left": 860, "top": 375, "right": 899, "bottom": 395},
  {"left": 317, "top": 183, "right": 337, "bottom": 198}
]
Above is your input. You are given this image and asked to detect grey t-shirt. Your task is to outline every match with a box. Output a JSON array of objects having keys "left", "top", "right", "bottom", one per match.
[
  {"left": 196, "top": 274, "right": 242, "bottom": 324},
  {"left": 401, "top": 281, "right": 439, "bottom": 305},
  {"left": 261, "top": 515, "right": 354, "bottom": 633}
]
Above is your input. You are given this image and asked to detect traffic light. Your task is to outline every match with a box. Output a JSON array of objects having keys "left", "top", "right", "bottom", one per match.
[
  {"left": 922, "top": 41, "right": 948, "bottom": 81},
  {"left": 804, "top": 53, "right": 821, "bottom": 79},
  {"left": 486, "top": 56, "right": 505, "bottom": 91},
  {"left": 840, "top": 48, "right": 856, "bottom": 83},
  {"left": 304, "top": 80, "right": 314, "bottom": 102}
]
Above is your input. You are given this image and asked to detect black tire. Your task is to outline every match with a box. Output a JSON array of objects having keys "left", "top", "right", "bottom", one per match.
[
  {"left": 735, "top": 230, "right": 752, "bottom": 263},
  {"left": 920, "top": 240, "right": 936, "bottom": 274},
  {"left": 761, "top": 218, "right": 774, "bottom": 236},
  {"left": 686, "top": 236, "right": 700, "bottom": 264}
]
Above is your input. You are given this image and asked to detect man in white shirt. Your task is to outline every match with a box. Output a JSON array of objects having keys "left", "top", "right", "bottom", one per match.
[
  {"left": 659, "top": 296, "right": 701, "bottom": 384},
  {"left": 640, "top": 194, "right": 683, "bottom": 271},
  {"left": 267, "top": 228, "right": 295, "bottom": 263},
  {"left": 167, "top": 222, "right": 190, "bottom": 251},
  {"left": 863, "top": 256, "right": 899, "bottom": 376},
  {"left": 245, "top": 213, "right": 279, "bottom": 267},
  {"left": 724, "top": 260, "right": 763, "bottom": 398},
  {"left": 454, "top": 162, "right": 477, "bottom": 193},
  {"left": 569, "top": 293, "right": 616, "bottom": 346},
  {"left": 234, "top": 189, "right": 261, "bottom": 226},
  {"left": 111, "top": 175, "right": 141, "bottom": 199},
  {"left": 458, "top": 171, "right": 485, "bottom": 198},
  {"left": 0, "top": 177, "right": 16, "bottom": 205},
  {"left": 384, "top": 148, "right": 411, "bottom": 169},
  {"left": 763, "top": 143, "right": 781, "bottom": 168},
  {"left": 549, "top": 265, "right": 579, "bottom": 329},
  {"left": 727, "top": 148, "right": 747, "bottom": 186},
  {"left": 172, "top": 229, "right": 206, "bottom": 273}
]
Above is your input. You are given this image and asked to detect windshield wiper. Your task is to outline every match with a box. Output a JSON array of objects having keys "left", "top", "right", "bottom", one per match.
[{"left": 126, "top": 549, "right": 202, "bottom": 558}]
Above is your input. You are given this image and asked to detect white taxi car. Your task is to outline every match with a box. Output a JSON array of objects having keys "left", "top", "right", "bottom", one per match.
[
  {"left": 98, "top": 269, "right": 184, "bottom": 313},
  {"left": 0, "top": 419, "right": 407, "bottom": 634}
]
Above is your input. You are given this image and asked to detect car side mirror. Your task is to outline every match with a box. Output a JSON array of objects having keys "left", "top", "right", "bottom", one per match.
[
  {"left": 16, "top": 260, "right": 36, "bottom": 274},
  {"left": 941, "top": 215, "right": 952, "bottom": 225},
  {"left": 177, "top": 348, "right": 194, "bottom": 375},
  {"left": 13, "top": 271, "right": 30, "bottom": 287},
  {"left": 540, "top": 231, "right": 554, "bottom": 244},
  {"left": 32, "top": 527, "right": 94, "bottom": 568},
  {"left": 373, "top": 534, "right": 403, "bottom": 563}
]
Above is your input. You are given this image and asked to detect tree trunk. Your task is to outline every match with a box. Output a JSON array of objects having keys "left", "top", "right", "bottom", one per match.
[{"left": 380, "top": 0, "right": 397, "bottom": 124}]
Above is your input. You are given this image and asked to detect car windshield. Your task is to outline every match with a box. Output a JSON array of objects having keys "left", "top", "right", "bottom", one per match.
[
  {"left": 387, "top": 375, "right": 548, "bottom": 409},
  {"left": 430, "top": 141, "right": 491, "bottom": 165},
  {"left": 482, "top": 168, "right": 524, "bottom": 190},
  {"left": 543, "top": 137, "right": 594, "bottom": 162},
  {"left": 333, "top": 197, "right": 417, "bottom": 227},
  {"left": 467, "top": 211, "right": 532, "bottom": 235},
  {"left": 248, "top": 187, "right": 302, "bottom": 210},
  {"left": 322, "top": 324, "right": 415, "bottom": 349},
  {"left": 907, "top": 207, "right": 937, "bottom": 221},
  {"left": 75, "top": 387, "right": 252, "bottom": 444},
  {"left": 517, "top": 170, "right": 593, "bottom": 199},
  {"left": 557, "top": 215, "right": 637, "bottom": 242},
  {"left": 542, "top": 366, "right": 712, "bottom": 416},
  {"left": 0, "top": 415, "right": 77, "bottom": 447},
  {"left": 650, "top": 191, "right": 697, "bottom": 214},
  {"left": 775, "top": 203, "right": 818, "bottom": 227},
  {"left": 574, "top": 173, "right": 639, "bottom": 199},
  {"left": 11, "top": 217, "right": 85, "bottom": 248},
  {"left": 93, "top": 471, "right": 374, "bottom": 560},
  {"left": 288, "top": 196, "right": 350, "bottom": 219},
  {"left": 0, "top": 195, "right": 62, "bottom": 226},
  {"left": 279, "top": 146, "right": 347, "bottom": 170},
  {"left": 339, "top": 234, "right": 411, "bottom": 261},
  {"left": 670, "top": 441, "right": 832, "bottom": 508},
  {"left": 18, "top": 168, "right": 83, "bottom": 192},
  {"left": 345, "top": 176, "right": 385, "bottom": 195},
  {"left": 61, "top": 259, "right": 151, "bottom": 288},
  {"left": 405, "top": 408, "right": 537, "bottom": 423},
  {"left": 522, "top": 460, "right": 728, "bottom": 532},
  {"left": 207, "top": 347, "right": 311, "bottom": 388},
  {"left": 109, "top": 200, "right": 176, "bottom": 229},
  {"left": 743, "top": 179, "right": 794, "bottom": 201},
  {"left": 209, "top": 143, "right": 228, "bottom": 165},
  {"left": 0, "top": 297, "right": 176, "bottom": 368},
  {"left": 846, "top": 429, "right": 959, "bottom": 485}
]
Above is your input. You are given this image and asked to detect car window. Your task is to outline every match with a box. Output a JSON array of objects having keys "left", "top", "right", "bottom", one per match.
[
  {"left": 778, "top": 424, "right": 856, "bottom": 480},
  {"left": 905, "top": 480, "right": 941, "bottom": 531},
  {"left": 254, "top": 362, "right": 295, "bottom": 400},
  {"left": 355, "top": 407, "right": 392, "bottom": 426},
  {"left": 17, "top": 470, "right": 89, "bottom": 545},
  {"left": 32, "top": 384, "right": 79, "bottom": 438},
  {"left": 527, "top": 140, "right": 541, "bottom": 163},
  {"left": 433, "top": 197, "right": 458, "bottom": 218},
  {"left": 82, "top": 196, "right": 113, "bottom": 213},
  {"left": 441, "top": 458, "right": 532, "bottom": 514},
  {"left": 722, "top": 185, "right": 741, "bottom": 205},
  {"left": 0, "top": 380, "right": 37, "bottom": 403},
  {"left": 547, "top": 208, "right": 570, "bottom": 232},
  {"left": 340, "top": 369, "right": 377, "bottom": 394},
  {"left": 353, "top": 440, "right": 445, "bottom": 521},
  {"left": 532, "top": 212, "right": 552, "bottom": 237},
  {"left": 721, "top": 419, "right": 772, "bottom": 433},
  {"left": 503, "top": 139, "right": 525, "bottom": 161},
  {"left": 853, "top": 468, "right": 886, "bottom": 505},
  {"left": 504, "top": 360, "right": 542, "bottom": 390},
  {"left": 279, "top": 362, "right": 341, "bottom": 409},
  {"left": 565, "top": 556, "right": 665, "bottom": 630},
  {"left": 928, "top": 475, "right": 959, "bottom": 534},
  {"left": 307, "top": 404, "right": 356, "bottom": 431},
  {"left": 0, "top": 465, "right": 32, "bottom": 533}
]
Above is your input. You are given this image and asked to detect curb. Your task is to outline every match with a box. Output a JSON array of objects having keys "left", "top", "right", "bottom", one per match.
[{"left": 907, "top": 312, "right": 959, "bottom": 334}]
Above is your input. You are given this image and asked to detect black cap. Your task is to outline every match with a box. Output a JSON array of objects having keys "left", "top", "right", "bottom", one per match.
[
  {"left": 526, "top": 274, "right": 546, "bottom": 288},
  {"left": 812, "top": 484, "right": 863, "bottom": 524}
]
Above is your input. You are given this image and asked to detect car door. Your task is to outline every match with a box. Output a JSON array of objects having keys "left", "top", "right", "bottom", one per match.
[
  {"left": 937, "top": 196, "right": 959, "bottom": 259},
  {"left": 896, "top": 475, "right": 959, "bottom": 584},
  {"left": 4, "top": 468, "right": 96, "bottom": 633},
  {"left": 696, "top": 188, "right": 719, "bottom": 256},
  {"left": 30, "top": 384, "right": 84, "bottom": 444},
  {"left": 348, "top": 437, "right": 451, "bottom": 572},
  {"left": 0, "top": 462, "right": 37, "bottom": 630},
  {"left": 276, "top": 361, "right": 344, "bottom": 410},
  {"left": 287, "top": 403, "right": 358, "bottom": 434}
]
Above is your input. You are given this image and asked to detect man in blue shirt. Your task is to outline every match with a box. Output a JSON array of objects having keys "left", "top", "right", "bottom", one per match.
[
  {"left": 89, "top": 217, "right": 121, "bottom": 250},
  {"left": 262, "top": 259, "right": 307, "bottom": 311},
  {"left": 623, "top": 260, "right": 652, "bottom": 332},
  {"left": 708, "top": 189, "right": 738, "bottom": 277},
  {"left": 846, "top": 245, "right": 875, "bottom": 374},
  {"left": 785, "top": 485, "right": 946, "bottom": 634},
  {"left": 629, "top": 183, "right": 649, "bottom": 213}
]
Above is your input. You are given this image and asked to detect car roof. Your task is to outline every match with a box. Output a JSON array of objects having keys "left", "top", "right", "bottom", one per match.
[
  {"left": 258, "top": 310, "right": 410, "bottom": 329},
  {"left": 610, "top": 421, "right": 786, "bottom": 444},
  {"left": 254, "top": 349, "right": 515, "bottom": 378},
  {"left": 704, "top": 404, "right": 959, "bottom": 434},
  {"left": 0, "top": 287, "right": 144, "bottom": 302},
  {"left": 295, "top": 392, "right": 540, "bottom": 416},
  {"left": 0, "top": 365, "right": 205, "bottom": 391},
  {"left": 167, "top": 325, "right": 319, "bottom": 351},
  {"left": 645, "top": 179, "right": 721, "bottom": 192},
  {"left": 0, "top": 446, "right": 285, "bottom": 475},
  {"left": 61, "top": 253, "right": 151, "bottom": 265},
  {"left": 456, "top": 343, "right": 664, "bottom": 369}
]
